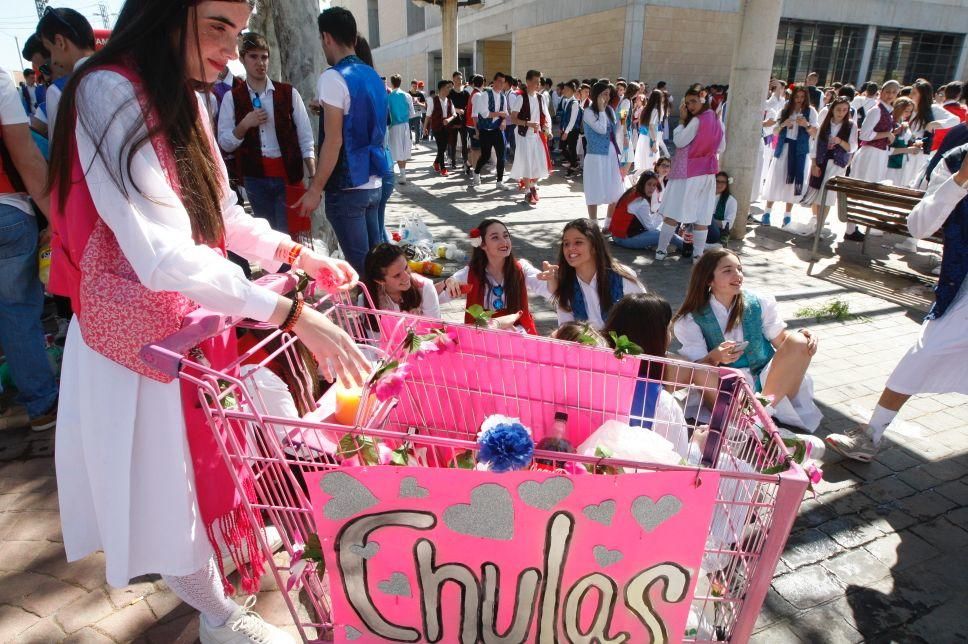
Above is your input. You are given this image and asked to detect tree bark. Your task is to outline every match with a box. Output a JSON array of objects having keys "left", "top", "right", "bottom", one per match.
[{"left": 251, "top": 0, "right": 339, "bottom": 254}]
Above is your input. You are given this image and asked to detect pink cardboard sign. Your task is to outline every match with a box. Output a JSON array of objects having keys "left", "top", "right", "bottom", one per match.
[{"left": 307, "top": 466, "right": 719, "bottom": 643}]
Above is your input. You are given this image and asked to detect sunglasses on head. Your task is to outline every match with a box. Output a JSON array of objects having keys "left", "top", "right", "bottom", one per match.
[{"left": 43, "top": 6, "right": 83, "bottom": 44}]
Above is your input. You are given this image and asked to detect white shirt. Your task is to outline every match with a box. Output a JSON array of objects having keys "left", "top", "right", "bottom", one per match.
[
  {"left": 560, "top": 97, "right": 580, "bottom": 133},
  {"left": 775, "top": 105, "right": 818, "bottom": 140},
  {"left": 712, "top": 194, "right": 738, "bottom": 227},
  {"left": 374, "top": 274, "right": 441, "bottom": 319},
  {"left": 859, "top": 101, "right": 891, "bottom": 142},
  {"left": 472, "top": 89, "right": 507, "bottom": 122},
  {"left": 908, "top": 159, "right": 967, "bottom": 240},
  {"left": 426, "top": 95, "right": 452, "bottom": 121},
  {"left": 509, "top": 92, "right": 551, "bottom": 135},
  {"left": 45, "top": 56, "right": 91, "bottom": 141},
  {"left": 909, "top": 105, "right": 961, "bottom": 139},
  {"left": 673, "top": 292, "right": 786, "bottom": 362},
  {"left": 556, "top": 271, "right": 645, "bottom": 330},
  {"left": 813, "top": 117, "right": 859, "bottom": 157},
  {"left": 0, "top": 66, "right": 33, "bottom": 215},
  {"left": 75, "top": 69, "right": 291, "bottom": 323},
  {"left": 217, "top": 78, "right": 315, "bottom": 162},
  {"left": 628, "top": 196, "right": 662, "bottom": 232},
  {"left": 316, "top": 68, "right": 382, "bottom": 190}
]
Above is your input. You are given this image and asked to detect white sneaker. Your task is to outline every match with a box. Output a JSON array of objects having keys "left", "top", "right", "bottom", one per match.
[
  {"left": 825, "top": 425, "right": 879, "bottom": 463},
  {"left": 199, "top": 596, "right": 294, "bottom": 644},
  {"left": 654, "top": 250, "right": 667, "bottom": 261},
  {"left": 472, "top": 173, "right": 481, "bottom": 186},
  {"left": 496, "top": 182, "right": 510, "bottom": 191}
]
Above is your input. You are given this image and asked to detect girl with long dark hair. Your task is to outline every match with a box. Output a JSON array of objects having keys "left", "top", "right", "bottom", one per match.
[
  {"left": 800, "top": 97, "right": 856, "bottom": 231},
  {"left": 363, "top": 243, "right": 441, "bottom": 317},
  {"left": 616, "top": 81, "right": 639, "bottom": 173},
  {"left": 907, "top": 79, "right": 960, "bottom": 183},
  {"left": 672, "top": 250, "right": 822, "bottom": 432},
  {"left": 581, "top": 80, "right": 626, "bottom": 222},
  {"left": 441, "top": 218, "right": 552, "bottom": 334},
  {"left": 610, "top": 171, "right": 684, "bottom": 251},
  {"left": 654, "top": 85, "right": 725, "bottom": 262},
  {"left": 545, "top": 218, "right": 643, "bottom": 329},
  {"left": 761, "top": 86, "right": 818, "bottom": 227},
  {"left": 46, "top": 2, "right": 369, "bottom": 639},
  {"left": 634, "top": 89, "right": 663, "bottom": 175}
]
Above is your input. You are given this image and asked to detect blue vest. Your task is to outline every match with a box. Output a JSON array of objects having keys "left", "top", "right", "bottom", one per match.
[
  {"left": 320, "top": 55, "right": 389, "bottom": 191},
  {"left": 571, "top": 270, "right": 625, "bottom": 322},
  {"left": 692, "top": 291, "right": 776, "bottom": 391},
  {"left": 584, "top": 107, "right": 617, "bottom": 156},
  {"left": 477, "top": 90, "right": 505, "bottom": 131},
  {"left": 928, "top": 144, "right": 968, "bottom": 320},
  {"left": 561, "top": 97, "right": 577, "bottom": 131},
  {"left": 388, "top": 89, "right": 411, "bottom": 126}
]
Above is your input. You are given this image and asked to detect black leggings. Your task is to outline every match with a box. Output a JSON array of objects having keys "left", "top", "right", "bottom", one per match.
[
  {"left": 433, "top": 128, "right": 449, "bottom": 166},
  {"left": 475, "top": 129, "right": 506, "bottom": 181},
  {"left": 562, "top": 130, "right": 579, "bottom": 167}
]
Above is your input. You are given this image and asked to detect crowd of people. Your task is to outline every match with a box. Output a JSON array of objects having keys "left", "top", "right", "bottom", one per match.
[{"left": 0, "top": 1, "right": 966, "bottom": 642}]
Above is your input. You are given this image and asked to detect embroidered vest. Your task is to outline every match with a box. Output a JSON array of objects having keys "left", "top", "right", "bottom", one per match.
[
  {"left": 584, "top": 107, "right": 618, "bottom": 156},
  {"left": 608, "top": 190, "right": 644, "bottom": 239},
  {"left": 477, "top": 89, "right": 505, "bottom": 131},
  {"left": 516, "top": 91, "right": 546, "bottom": 137},
  {"left": 429, "top": 95, "right": 454, "bottom": 131},
  {"left": 232, "top": 80, "right": 303, "bottom": 184},
  {"left": 669, "top": 110, "right": 722, "bottom": 180},
  {"left": 464, "top": 264, "right": 537, "bottom": 335},
  {"left": 859, "top": 104, "right": 894, "bottom": 151},
  {"left": 928, "top": 144, "right": 968, "bottom": 320},
  {"left": 388, "top": 89, "right": 411, "bottom": 126},
  {"left": 318, "top": 55, "right": 389, "bottom": 191},
  {"left": 570, "top": 270, "right": 625, "bottom": 322},
  {"left": 692, "top": 291, "right": 776, "bottom": 391}
]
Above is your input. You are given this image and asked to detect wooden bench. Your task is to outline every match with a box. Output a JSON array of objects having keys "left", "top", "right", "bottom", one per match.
[{"left": 810, "top": 176, "right": 940, "bottom": 262}]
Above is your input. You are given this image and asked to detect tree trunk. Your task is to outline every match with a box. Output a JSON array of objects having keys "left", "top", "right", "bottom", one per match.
[{"left": 250, "top": 0, "right": 339, "bottom": 254}]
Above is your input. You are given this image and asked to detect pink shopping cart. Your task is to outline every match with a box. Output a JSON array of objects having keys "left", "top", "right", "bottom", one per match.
[{"left": 142, "top": 275, "right": 808, "bottom": 643}]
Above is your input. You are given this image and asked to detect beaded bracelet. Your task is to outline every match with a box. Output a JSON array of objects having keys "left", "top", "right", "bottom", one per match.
[
  {"left": 281, "top": 298, "right": 305, "bottom": 333},
  {"left": 287, "top": 243, "right": 303, "bottom": 266}
]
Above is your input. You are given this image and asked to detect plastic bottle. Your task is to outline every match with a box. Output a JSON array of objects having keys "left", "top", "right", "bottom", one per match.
[
  {"left": 435, "top": 243, "right": 467, "bottom": 262},
  {"left": 407, "top": 260, "right": 443, "bottom": 277},
  {"left": 549, "top": 411, "right": 568, "bottom": 439}
]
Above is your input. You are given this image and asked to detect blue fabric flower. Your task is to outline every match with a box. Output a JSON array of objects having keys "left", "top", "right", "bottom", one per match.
[{"left": 478, "top": 420, "right": 534, "bottom": 473}]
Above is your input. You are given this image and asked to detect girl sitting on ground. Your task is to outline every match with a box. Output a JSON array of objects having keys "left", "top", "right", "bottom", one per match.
[
  {"left": 610, "top": 171, "right": 684, "bottom": 252},
  {"left": 363, "top": 243, "right": 441, "bottom": 318},
  {"left": 672, "top": 249, "right": 823, "bottom": 432},
  {"left": 441, "top": 218, "right": 552, "bottom": 334},
  {"left": 550, "top": 321, "right": 608, "bottom": 347},
  {"left": 707, "top": 171, "right": 737, "bottom": 247}
]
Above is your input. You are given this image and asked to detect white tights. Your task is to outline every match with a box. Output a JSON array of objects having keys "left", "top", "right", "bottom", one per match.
[{"left": 162, "top": 558, "right": 238, "bottom": 627}]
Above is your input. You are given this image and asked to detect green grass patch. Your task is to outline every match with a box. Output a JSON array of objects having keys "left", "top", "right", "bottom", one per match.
[{"left": 794, "top": 298, "right": 866, "bottom": 323}]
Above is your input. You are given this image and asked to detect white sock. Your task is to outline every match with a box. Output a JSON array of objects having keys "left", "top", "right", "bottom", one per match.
[
  {"left": 162, "top": 558, "right": 238, "bottom": 628},
  {"left": 656, "top": 223, "right": 676, "bottom": 254},
  {"left": 845, "top": 222, "right": 857, "bottom": 234},
  {"left": 692, "top": 228, "right": 709, "bottom": 258},
  {"left": 867, "top": 404, "right": 898, "bottom": 444}
]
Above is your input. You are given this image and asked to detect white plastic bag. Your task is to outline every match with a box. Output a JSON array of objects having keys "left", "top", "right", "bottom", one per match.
[{"left": 397, "top": 212, "right": 434, "bottom": 245}]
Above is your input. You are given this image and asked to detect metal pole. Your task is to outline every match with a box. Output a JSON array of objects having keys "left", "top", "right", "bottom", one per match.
[
  {"left": 15, "top": 36, "right": 23, "bottom": 70},
  {"left": 721, "top": 0, "right": 783, "bottom": 238}
]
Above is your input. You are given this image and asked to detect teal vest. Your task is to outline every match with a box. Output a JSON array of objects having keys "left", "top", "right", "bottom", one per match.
[{"left": 692, "top": 291, "right": 775, "bottom": 390}]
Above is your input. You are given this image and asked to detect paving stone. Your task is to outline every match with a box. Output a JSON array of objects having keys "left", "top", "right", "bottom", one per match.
[
  {"left": 819, "top": 515, "right": 884, "bottom": 549},
  {"left": 55, "top": 589, "right": 116, "bottom": 635},
  {"left": 895, "top": 489, "right": 957, "bottom": 521},
  {"left": 935, "top": 479, "right": 968, "bottom": 505},
  {"left": 0, "top": 604, "right": 41, "bottom": 643},
  {"left": 4, "top": 509, "right": 63, "bottom": 542},
  {"left": 822, "top": 547, "right": 893, "bottom": 587},
  {"left": 18, "top": 617, "right": 66, "bottom": 643},
  {"left": 874, "top": 448, "right": 923, "bottom": 473},
  {"left": 0, "top": 539, "right": 66, "bottom": 573},
  {"left": 754, "top": 587, "right": 799, "bottom": 631},
  {"left": 812, "top": 463, "right": 861, "bottom": 496},
  {"left": 139, "top": 611, "right": 199, "bottom": 644},
  {"left": 823, "top": 487, "right": 878, "bottom": 516},
  {"left": 780, "top": 527, "right": 841, "bottom": 569},
  {"left": 94, "top": 599, "right": 157, "bottom": 642},
  {"left": 840, "top": 576, "right": 920, "bottom": 635},
  {"left": 859, "top": 476, "right": 918, "bottom": 504},
  {"left": 857, "top": 503, "right": 918, "bottom": 532},
  {"left": 905, "top": 595, "right": 968, "bottom": 642},
  {"left": 63, "top": 627, "right": 116, "bottom": 643},
  {"left": 909, "top": 516, "right": 968, "bottom": 550},
  {"left": 34, "top": 550, "right": 107, "bottom": 592},
  {"left": 795, "top": 599, "right": 865, "bottom": 643},
  {"left": 750, "top": 621, "right": 803, "bottom": 643},
  {"left": 921, "top": 458, "right": 968, "bottom": 482},
  {"left": 863, "top": 531, "right": 940, "bottom": 572},
  {"left": 794, "top": 497, "right": 839, "bottom": 528},
  {"left": 16, "top": 573, "right": 89, "bottom": 617},
  {"left": 896, "top": 466, "right": 945, "bottom": 492},
  {"left": 144, "top": 587, "right": 194, "bottom": 624},
  {"left": 772, "top": 565, "right": 843, "bottom": 610},
  {"left": 107, "top": 579, "right": 160, "bottom": 610}
]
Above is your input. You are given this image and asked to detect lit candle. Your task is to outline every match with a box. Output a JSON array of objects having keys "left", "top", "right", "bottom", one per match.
[{"left": 334, "top": 381, "right": 364, "bottom": 426}]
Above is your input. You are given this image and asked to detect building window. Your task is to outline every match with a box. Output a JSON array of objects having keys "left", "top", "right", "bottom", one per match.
[
  {"left": 407, "top": 1, "right": 425, "bottom": 36},
  {"left": 772, "top": 19, "right": 864, "bottom": 86},
  {"left": 367, "top": 0, "right": 380, "bottom": 48},
  {"left": 867, "top": 28, "right": 963, "bottom": 88}
]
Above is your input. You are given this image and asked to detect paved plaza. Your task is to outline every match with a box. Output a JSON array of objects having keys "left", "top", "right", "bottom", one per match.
[{"left": 1, "top": 143, "right": 966, "bottom": 642}]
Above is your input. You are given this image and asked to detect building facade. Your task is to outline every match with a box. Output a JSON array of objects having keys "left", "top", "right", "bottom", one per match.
[{"left": 336, "top": 0, "right": 968, "bottom": 98}]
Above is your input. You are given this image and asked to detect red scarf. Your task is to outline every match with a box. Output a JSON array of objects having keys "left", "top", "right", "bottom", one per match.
[{"left": 464, "top": 263, "right": 537, "bottom": 334}]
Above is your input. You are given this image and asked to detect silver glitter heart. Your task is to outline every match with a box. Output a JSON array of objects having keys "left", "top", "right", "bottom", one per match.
[
  {"left": 349, "top": 541, "right": 380, "bottom": 559},
  {"left": 320, "top": 471, "right": 378, "bottom": 520},
  {"left": 582, "top": 500, "right": 616, "bottom": 526},
  {"left": 518, "top": 477, "right": 573, "bottom": 510},
  {"left": 443, "top": 483, "right": 514, "bottom": 540},
  {"left": 593, "top": 545, "right": 623, "bottom": 567},
  {"left": 399, "top": 476, "right": 429, "bottom": 499},
  {"left": 345, "top": 625, "right": 363, "bottom": 640},
  {"left": 632, "top": 494, "right": 682, "bottom": 532},
  {"left": 377, "top": 572, "right": 412, "bottom": 597}
]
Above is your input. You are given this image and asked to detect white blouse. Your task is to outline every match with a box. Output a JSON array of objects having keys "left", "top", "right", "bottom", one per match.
[
  {"left": 443, "top": 259, "right": 552, "bottom": 311},
  {"left": 76, "top": 70, "right": 290, "bottom": 324},
  {"left": 556, "top": 271, "right": 645, "bottom": 330},
  {"left": 373, "top": 274, "right": 441, "bottom": 319},
  {"left": 813, "top": 117, "right": 860, "bottom": 157},
  {"left": 775, "top": 105, "right": 819, "bottom": 140},
  {"left": 673, "top": 292, "right": 786, "bottom": 362},
  {"left": 628, "top": 196, "right": 662, "bottom": 231}
]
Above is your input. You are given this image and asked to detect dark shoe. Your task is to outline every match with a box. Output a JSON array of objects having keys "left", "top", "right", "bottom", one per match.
[
  {"left": 844, "top": 230, "right": 866, "bottom": 242},
  {"left": 30, "top": 404, "right": 57, "bottom": 432},
  {"left": 681, "top": 243, "right": 694, "bottom": 259}
]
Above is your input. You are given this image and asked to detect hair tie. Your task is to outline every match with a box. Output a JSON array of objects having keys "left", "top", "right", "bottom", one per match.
[{"left": 469, "top": 228, "right": 482, "bottom": 248}]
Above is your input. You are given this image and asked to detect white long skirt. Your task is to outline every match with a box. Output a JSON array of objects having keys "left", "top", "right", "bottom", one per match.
[
  {"left": 388, "top": 123, "right": 412, "bottom": 163},
  {"left": 850, "top": 146, "right": 889, "bottom": 183},
  {"left": 885, "top": 155, "right": 921, "bottom": 189},
  {"left": 658, "top": 173, "right": 717, "bottom": 226},
  {"left": 762, "top": 145, "right": 810, "bottom": 203},
  {"left": 509, "top": 131, "right": 550, "bottom": 181},
  {"left": 634, "top": 130, "right": 656, "bottom": 174},
  {"left": 583, "top": 149, "right": 625, "bottom": 205},
  {"left": 56, "top": 318, "right": 212, "bottom": 586},
  {"left": 886, "top": 280, "right": 968, "bottom": 396}
]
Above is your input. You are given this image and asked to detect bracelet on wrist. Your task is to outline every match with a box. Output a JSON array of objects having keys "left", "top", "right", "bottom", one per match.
[
  {"left": 287, "top": 243, "right": 303, "bottom": 266},
  {"left": 281, "top": 297, "right": 305, "bottom": 334}
]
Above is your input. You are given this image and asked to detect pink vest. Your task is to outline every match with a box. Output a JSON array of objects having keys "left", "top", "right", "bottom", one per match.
[
  {"left": 669, "top": 109, "right": 723, "bottom": 180},
  {"left": 48, "top": 64, "right": 220, "bottom": 382}
]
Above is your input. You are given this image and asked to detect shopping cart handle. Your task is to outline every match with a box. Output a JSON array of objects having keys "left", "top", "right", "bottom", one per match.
[{"left": 139, "top": 272, "right": 299, "bottom": 378}]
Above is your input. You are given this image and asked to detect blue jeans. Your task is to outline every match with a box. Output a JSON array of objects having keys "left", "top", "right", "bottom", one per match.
[
  {"left": 325, "top": 187, "right": 382, "bottom": 277},
  {"left": 378, "top": 173, "right": 394, "bottom": 244},
  {"left": 0, "top": 205, "right": 57, "bottom": 417},
  {"left": 244, "top": 175, "right": 288, "bottom": 233},
  {"left": 612, "top": 229, "right": 684, "bottom": 251}
]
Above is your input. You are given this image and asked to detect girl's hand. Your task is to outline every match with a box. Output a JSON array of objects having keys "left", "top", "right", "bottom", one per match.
[
  {"left": 886, "top": 132, "right": 896, "bottom": 144},
  {"left": 707, "top": 341, "right": 741, "bottom": 365},
  {"left": 292, "top": 307, "right": 371, "bottom": 386},
  {"left": 491, "top": 311, "right": 522, "bottom": 330},
  {"left": 678, "top": 103, "right": 688, "bottom": 122},
  {"left": 830, "top": 136, "right": 842, "bottom": 146},
  {"left": 926, "top": 121, "right": 939, "bottom": 133},
  {"left": 798, "top": 328, "right": 819, "bottom": 356},
  {"left": 444, "top": 277, "right": 465, "bottom": 299},
  {"left": 297, "top": 250, "right": 358, "bottom": 291},
  {"left": 537, "top": 261, "right": 559, "bottom": 292}
]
